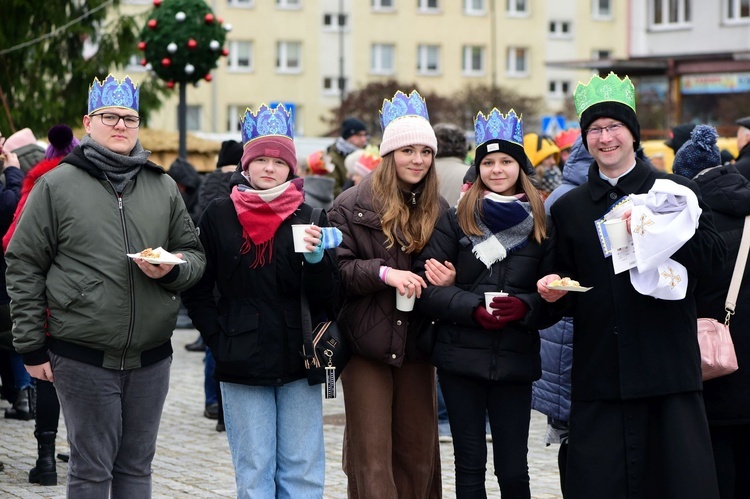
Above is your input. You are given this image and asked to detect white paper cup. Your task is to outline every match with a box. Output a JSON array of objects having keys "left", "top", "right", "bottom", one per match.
[
  {"left": 603, "top": 219, "right": 629, "bottom": 249},
  {"left": 484, "top": 292, "right": 509, "bottom": 312},
  {"left": 292, "top": 224, "right": 313, "bottom": 253},
  {"left": 396, "top": 289, "right": 416, "bottom": 312}
]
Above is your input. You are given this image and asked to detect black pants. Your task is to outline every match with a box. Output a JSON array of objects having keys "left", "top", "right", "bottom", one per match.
[
  {"left": 709, "top": 423, "right": 750, "bottom": 499},
  {"left": 438, "top": 370, "right": 531, "bottom": 499},
  {"left": 35, "top": 380, "right": 60, "bottom": 433}
]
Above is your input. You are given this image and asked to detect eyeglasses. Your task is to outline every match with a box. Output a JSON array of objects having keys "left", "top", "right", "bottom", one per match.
[
  {"left": 90, "top": 112, "right": 141, "bottom": 129},
  {"left": 586, "top": 122, "right": 624, "bottom": 138}
]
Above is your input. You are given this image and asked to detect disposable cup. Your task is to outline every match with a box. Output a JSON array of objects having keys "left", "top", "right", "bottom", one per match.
[
  {"left": 292, "top": 224, "right": 313, "bottom": 253},
  {"left": 396, "top": 289, "right": 416, "bottom": 312},
  {"left": 603, "top": 219, "right": 630, "bottom": 249},
  {"left": 484, "top": 291, "right": 509, "bottom": 312}
]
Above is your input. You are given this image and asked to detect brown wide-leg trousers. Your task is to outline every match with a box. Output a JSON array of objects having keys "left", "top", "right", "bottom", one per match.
[{"left": 341, "top": 355, "right": 442, "bottom": 499}]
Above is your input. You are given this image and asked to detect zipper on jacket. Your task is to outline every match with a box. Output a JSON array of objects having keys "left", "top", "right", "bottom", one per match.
[{"left": 113, "top": 186, "right": 137, "bottom": 370}]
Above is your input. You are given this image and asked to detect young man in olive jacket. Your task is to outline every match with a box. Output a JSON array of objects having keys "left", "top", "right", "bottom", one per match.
[
  {"left": 6, "top": 75, "right": 206, "bottom": 498},
  {"left": 538, "top": 73, "right": 725, "bottom": 499}
]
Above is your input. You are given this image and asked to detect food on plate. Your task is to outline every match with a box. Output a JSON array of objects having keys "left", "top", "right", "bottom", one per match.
[
  {"left": 139, "top": 247, "right": 162, "bottom": 259},
  {"left": 548, "top": 277, "right": 580, "bottom": 288}
]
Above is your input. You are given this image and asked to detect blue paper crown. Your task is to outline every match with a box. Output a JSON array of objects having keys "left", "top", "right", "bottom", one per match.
[
  {"left": 88, "top": 75, "right": 140, "bottom": 115},
  {"left": 473, "top": 108, "right": 524, "bottom": 147},
  {"left": 379, "top": 90, "right": 430, "bottom": 132},
  {"left": 240, "top": 103, "right": 295, "bottom": 145}
]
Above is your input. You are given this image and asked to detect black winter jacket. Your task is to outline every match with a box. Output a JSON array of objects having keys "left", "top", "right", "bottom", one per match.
[
  {"left": 182, "top": 171, "right": 339, "bottom": 386},
  {"left": 551, "top": 158, "right": 726, "bottom": 401},
  {"left": 413, "top": 207, "right": 557, "bottom": 382},
  {"left": 691, "top": 164, "right": 750, "bottom": 424}
]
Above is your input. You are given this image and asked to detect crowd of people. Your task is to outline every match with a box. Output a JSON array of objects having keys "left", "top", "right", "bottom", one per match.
[{"left": 0, "top": 70, "right": 749, "bottom": 499}]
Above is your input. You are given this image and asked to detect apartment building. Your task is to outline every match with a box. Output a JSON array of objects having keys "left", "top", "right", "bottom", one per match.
[{"left": 118, "top": 0, "right": 627, "bottom": 137}]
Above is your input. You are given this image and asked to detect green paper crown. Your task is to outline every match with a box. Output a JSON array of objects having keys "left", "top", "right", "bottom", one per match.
[{"left": 573, "top": 72, "right": 636, "bottom": 117}]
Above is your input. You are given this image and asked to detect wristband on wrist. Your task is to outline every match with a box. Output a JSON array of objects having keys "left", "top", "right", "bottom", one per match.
[{"left": 379, "top": 266, "right": 391, "bottom": 283}]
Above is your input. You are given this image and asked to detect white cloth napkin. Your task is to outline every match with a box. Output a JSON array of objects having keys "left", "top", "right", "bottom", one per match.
[{"left": 627, "top": 179, "right": 701, "bottom": 300}]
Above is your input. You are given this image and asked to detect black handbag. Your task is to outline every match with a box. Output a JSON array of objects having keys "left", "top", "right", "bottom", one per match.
[{"left": 299, "top": 209, "right": 350, "bottom": 398}]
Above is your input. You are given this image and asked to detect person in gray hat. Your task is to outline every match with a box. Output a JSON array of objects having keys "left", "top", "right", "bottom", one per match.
[{"left": 734, "top": 116, "right": 750, "bottom": 181}]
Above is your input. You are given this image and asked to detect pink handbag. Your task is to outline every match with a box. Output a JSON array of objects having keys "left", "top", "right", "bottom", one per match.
[{"left": 697, "top": 216, "right": 749, "bottom": 381}]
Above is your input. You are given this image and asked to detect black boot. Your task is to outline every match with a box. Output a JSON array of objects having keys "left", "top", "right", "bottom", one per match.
[
  {"left": 28, "top": 431, "right": 57, "bottom": 486},
  {"left": 4, "top": 385, "right": 36, "bottom": 421}
]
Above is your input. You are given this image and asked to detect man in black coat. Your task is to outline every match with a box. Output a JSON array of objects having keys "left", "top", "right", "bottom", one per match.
[
  {"left": 538, "top": 73, "right": 726, "bottom": 499},
  {"left": 733, "top": 116, "right": 750, "bottom": 181}
]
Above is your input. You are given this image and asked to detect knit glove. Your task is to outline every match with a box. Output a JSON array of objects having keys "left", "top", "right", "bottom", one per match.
[
  {"left": 472, "top": 305, "right": 504, "bottom": 330},
  {"left": 303, "top": 227, "right": 343, "bottom": 264},
  {"left": 490, "top": 296, "right": 528, "bottom": 327}
]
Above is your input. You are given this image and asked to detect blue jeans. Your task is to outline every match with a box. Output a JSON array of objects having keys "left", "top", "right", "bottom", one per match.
[
  {"left": 221, "top": 378, "right": 325, "bottom": 499},
  {"left": 204, "top": 348, "right": 218, "bottom": 406},
  {"left": 50, "top": 353, "right": 171, "bottom": 499},
  {"left": 10, "top": 351, "right": 33, "bottom": 390}
]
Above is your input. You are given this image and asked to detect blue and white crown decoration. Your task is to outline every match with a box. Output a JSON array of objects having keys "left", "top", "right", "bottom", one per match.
[
  {"left": 473, "top": 108, "right": 524, "bottom": 147},
  {"left": 88, "top": 75, "right": 140, "bottom": 115},
  {"left": 240, "top": 103, "right": 294, "bottom": 145},
  {"left": 379, "top": 90, "right": 430, "bottom": 132}
]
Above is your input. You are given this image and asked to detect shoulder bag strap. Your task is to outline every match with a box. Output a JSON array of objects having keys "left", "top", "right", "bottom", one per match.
[
  {"left": 724, "top": 215, "right": 750, "bottom": 322},
  {"left": 300, "top": 208, "right": 325, "bottom": 360}
]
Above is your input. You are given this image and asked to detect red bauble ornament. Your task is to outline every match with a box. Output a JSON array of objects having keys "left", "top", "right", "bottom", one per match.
[
  {"left": 217, "top": 17, "right": 224, "bottom": 24},
  {"left": 166, "top": 80, "right": 175, "bottom": 89},
  {"left": 204, "top": 74, "right": 213, "bottom": 82},
  {"left": 205, "top": 13, "right": 215, "bottom": 24},
  {"left": 187, "top": 39, "right": 198, "bottom": 50},
  {"left": 140, "top": 58, "right": 148, "bottom": 66},
  {"left": 221, "top": 48, "right": 229, "bottom": 56},
  {"left": 148, "top": 19, "right": 157, "bottom": 29},
  {"left": 138, "top": 41, "right": 147, "bottom": 51},
  {"left": 153, "top": 0, "right": 162, "bottom": 6},
  {"left": 161, "top": 57, "right": 171, "bottom": 67}
]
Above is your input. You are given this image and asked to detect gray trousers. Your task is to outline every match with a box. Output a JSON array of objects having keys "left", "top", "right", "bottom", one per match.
[{"left": 50, "top": 352, "right": 171, "bottom": 498}]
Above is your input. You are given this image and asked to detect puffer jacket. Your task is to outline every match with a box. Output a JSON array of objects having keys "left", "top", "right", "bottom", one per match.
[
  {"left": 328, "top": 174, "right": 448, "bottom": 366},
  {"left": 6, "top": 146, "right": 206, "bottom": 370},
  {"left": 532, "top": 136, "right": 592, "bottom": 421},
  {"left": 413, "top": 208, "right": 557, "bottom": 381},
  {"left": 182, "top": 171, "right": 339, "bottom": 386}
]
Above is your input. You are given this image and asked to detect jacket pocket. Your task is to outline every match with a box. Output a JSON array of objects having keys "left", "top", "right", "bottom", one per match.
[
  {"left": 57, "top": 273, "right": 105, "bottom": 312},
  {"left": 215, "top": 308, "right": 260, "bottom": 363}
]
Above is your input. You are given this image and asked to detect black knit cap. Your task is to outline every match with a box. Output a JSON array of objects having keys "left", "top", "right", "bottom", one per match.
[
  {"left": 473, "top": 139, "right": 534, "bottom": 176},
  {"left": 341, "top": 117, "right": 367, "bottom": 140},
  {"left": 217, "top": 140, "right": 243, "bottom": 168},
  {"left": 580, "top": 101, "right": 640, "bottom": 151}
]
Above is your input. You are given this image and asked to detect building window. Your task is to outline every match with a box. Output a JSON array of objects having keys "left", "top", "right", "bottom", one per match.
[
  {"left": 549, "top": 20, "right": 572, "bottom": 37},
  {"left": 726, "top": 0, "right": 750, "bottom": 21},
  {"left": 506, "top": 0, "right": 528, "bottom": 16},
  {"left": 227, "top": 41, "right": 253, "bottom": 71},
  {"left": 371, "top": 43, "right": 395, "bottom": 74},
  {"left": 462, "top": 46, "right": 485, "bottom": 75},
  {"left": 323, "top": 13, "right": 348, "bottom": 30},
  {"left": 506, "top": 47, "right": 528, "bottom": 77},
  {"left": 417, "top": 44, "right": 440, "bottom": 75},
  {"left": 463, "top": 0, "right": 486, "bottom": 15},
  {"left": 372, "top": 0, "right": 394, "bottom": 10},
  {"left": 227, "top": 0, "right": 253, "bottom": 7},
  {"left": 276, "top": 41, "right": 301, "bottom": 72},
  {"left": 323, "top": 77, "right": 347, "bottom": 96},
  {"left": 593, "top": 0, "right": 612, "bottom": 18},
  {"left": 227, "top": 104, "right": 253, "bottom": 132},
  {"left": 548, "top": 80, "right": 571, "bottom": 98},
  {"left": 651, "top": 0, "right": 691, "bottom": 27},
  {"left": 276, "top": 0, "right": 301, "bottom": 8},
  {"left": 182, "top": 105, "right": 202, "bottom": 131},
  {"left": 418, "top": 0, "right": 439, "bottom": 12},
  {"left": 592, "top": 49, "right": 611, "bottom": 60}
]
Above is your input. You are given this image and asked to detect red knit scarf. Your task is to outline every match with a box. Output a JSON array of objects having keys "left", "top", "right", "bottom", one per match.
[{"left": 230, "top": 177, "right": 305, "bottom": 267}]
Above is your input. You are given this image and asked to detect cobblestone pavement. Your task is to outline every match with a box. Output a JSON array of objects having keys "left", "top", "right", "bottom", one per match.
[{"left": 0, "top": 330, "right": 563, "bottom": 498}]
